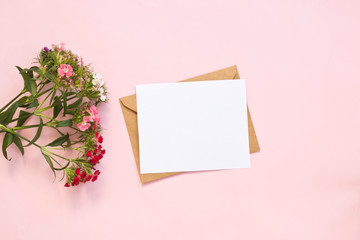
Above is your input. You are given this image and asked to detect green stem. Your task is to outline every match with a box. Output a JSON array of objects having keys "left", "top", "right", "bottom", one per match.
[
  {"left": 12, "top": 124, "right": 41, "bottom": 131},
  {"left": 47, "top": 147, "right": 80, "bottom": 151},
  {"left": 36, "top": 89, "right": 53, "bottom": 110},
  {"left": 0, "top": 89, "right": 26, "bottom": 113},
  {"left": 35, "top": 87, "right": 52, "bottom": 98},
  {"left": 45, "top": 150, "right": 71, "bottom": 162},
  {"left": 38, "top": 105, "right": 52, "bottom": 113},
  {"left": 36, "top": 82, "right": 47, "bottom": 96},
  {"left": 48, "top": 155, "right": 65, "bottom": 169},
  {"left": 37, "top": 114, "right": 54, "bottom": 121},
  {"left": 66, "top": 96, "right": 77, "bottom": 101}
]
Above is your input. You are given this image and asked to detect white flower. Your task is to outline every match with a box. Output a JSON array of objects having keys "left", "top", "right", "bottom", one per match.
[
  {"left": 92, "top": 79, "right": 104, "bottom": 87},
  {"left": 100, "top": 95, "right": 107, "bottom": 102},
  {"left": 93, "top": 73, "right": 102, "bottom": 80},
  {"left": 99, "top": 88, "right": 104, "bottom": 94},
  {"left": 92, "top": 78, "right": 100, "bottom": 86},
  {"left": 92, "top": 73, "right": 104, "bottom": 88},
  {"left": 76, "top": 54, "right": 83, "bottom": 65}
]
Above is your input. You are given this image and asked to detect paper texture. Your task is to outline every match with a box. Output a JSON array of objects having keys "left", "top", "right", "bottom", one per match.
[
  {"left": 136, "top": 79, "right": 250, "bottom": 173},
  {"left": 119, "top": 66, "right": 260, "bottom": 183}
]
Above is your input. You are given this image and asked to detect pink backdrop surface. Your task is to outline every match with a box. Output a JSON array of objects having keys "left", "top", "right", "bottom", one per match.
[{"left": 1, "top": 0, "right": 360, "bottom": 239}]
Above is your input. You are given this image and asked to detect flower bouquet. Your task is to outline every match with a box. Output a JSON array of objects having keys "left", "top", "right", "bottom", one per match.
[{"left": 0, "top": 43, "right": 107, "bottom": 187}]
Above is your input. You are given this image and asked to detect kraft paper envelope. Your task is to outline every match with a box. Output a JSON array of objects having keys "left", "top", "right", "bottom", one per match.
[{"left": 119, "top": 65, "right": 260, "bottom": 183}]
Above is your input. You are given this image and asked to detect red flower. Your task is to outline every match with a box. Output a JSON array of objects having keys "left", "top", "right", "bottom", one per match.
[
  {"left": 80, "top": 171, "right": 87, "bottom": 179},
  {"left": 94, "top": 170, "right": 101, "bottom": 176},
  {"left": 100, "top": 149, "right": 106, "bottom": 155},
  {"left": 92, "top": 175, "right": 98, "bottom": 182},
  {"left": 90, "top": 156, "right": 98, "bottom": 165},
  {"left": 97, "top": 136, "right": 103, "bottom": 143},
  {"left": 75, "top": 168, "right": 80, "bottom": 175},
  {"left": 72, "top": 176, "right": 80, "bottom": 186},
  {"left": 86, "top": 151, "right": 92, "bottom": 158},
  {"left": 64, "top": 183, "right": 70, "bottom": 187},
  {"left": 85, "top": 175, "right": 92, "bottom": 182}
]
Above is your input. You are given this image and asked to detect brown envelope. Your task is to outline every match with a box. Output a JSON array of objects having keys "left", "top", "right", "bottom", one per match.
[{"left": 119, "top": 65, "right": 260, "bottom": 183}]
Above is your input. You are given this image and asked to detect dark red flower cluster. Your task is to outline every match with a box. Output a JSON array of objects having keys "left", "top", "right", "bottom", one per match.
[
  {"left": 64, "top": 168, "right": 101, "bottom": 187},
  {"left": 64, "top": 129, "right": 105, "bottom": 187},
  {"left": 86, "top": 131, "right": 106, "bottom": 165}
]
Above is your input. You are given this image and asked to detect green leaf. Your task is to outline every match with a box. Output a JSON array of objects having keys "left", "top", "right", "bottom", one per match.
[
  {"left": 26, "top": 69, "right": 34, "bottom": 78},
  {"left": 18, "top": 96, "right": 30, "bottom": 107},
  {"left": 13, "top": 135, "right": 24, "bottom": 155},
  {"left": 0, "top": 102, "right": 19, "bottom": 125},
  {"left": 47, "top": 133, "right": 69, "bottom": 147},
  {"left": 24, "top": 117, "right": 43, "bottom": 147},
  {"left": 29, "top": 80, "right": 37, "bottom": 95},
  {"left": 29, "top": 66, "right": 41, "bottom": 74},
  {"left": 53, "top": 98, "right": 62, "bottom": 119},
  {"left": 42, "top": 153, "right": 55, "bottom": 177},
  {"left": 45, "top": 72, "right": 55, "bottom": 81},
  {"left": 16, "top": 66, "right": 31, "bottom": 82},
  {"left": 62, "top": 91, "right": 67, "bottom": 117},
  {"left": 5, "top": 102, "right": 19, "bottom": 124},
  {"left": 17, "top": 66, "right": 36, "bottom": 95},
  {"left": 0, "top": 112, "right": 6, "bottom": 125},
  {"left": 67, "top": 98, "right": 82, "bottom": 110},
  {"left": 49, "top": 89, "right": 57, "bottom": 105},
  {"left": 2, "top": 132, "right": 14, "bottom": 160},
  {"left": 64, "top": 110, "right": 75, "bottom": 115},
  {"left": 56, "top": 119, "right": 73, "bottom": 127},
  {"left": 53, "top": 161, "right": 70, "bottom": 171},
  {"left": 17, "top": 110, "right": 32, "bottom": 126},
  {"left": 26, "top": 98, "right": 39, "bottom": 109}
]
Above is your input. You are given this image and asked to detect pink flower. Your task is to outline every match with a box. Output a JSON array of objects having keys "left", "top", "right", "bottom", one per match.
[
  {"left": 86, "top": 105, "right": 100, "bottom": 125},
  {"left": 58, "top": 43, "right": 65, "bottom": 51},
  {"left": 83, "top": 116, "right": 93, "bottom": 123},
  {"left": 77, "top": 116, "right": 91, "bottom": 131},
  {"left": 58, "top": 64, "right": 73, "bottom": 78},
  {"left": 76, "top": 54, "right": 84, "bottom": 65}
]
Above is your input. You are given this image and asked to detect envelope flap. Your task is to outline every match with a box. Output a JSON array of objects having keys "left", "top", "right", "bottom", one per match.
[
  {"left": 120, "top": 94, "right": 137, "bottom": 112},
  {"left": 180, "top": 65, "right": 239, "bottom": 82},
  {"left": 119, "top": 65, "right": 239, "bottom": 113}
]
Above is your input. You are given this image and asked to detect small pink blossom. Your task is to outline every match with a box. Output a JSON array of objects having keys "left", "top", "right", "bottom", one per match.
[
  {"left": 83, "top": 116, "right": 93, "bottom": 122},
  {"left": 86, "top": 105, "right": 100, "bottom": 125},
  {"left": 77, "top": 117, "right": 91, "bottom": 131},
  {"left": 76, "top": 54, "right": 84, "bottom": 65},
  {"left": 58, "top": 64, "right": 73, "bottom": 78},
  {"left": 58, "top": 43, "right": 65, "bottom": 51}
]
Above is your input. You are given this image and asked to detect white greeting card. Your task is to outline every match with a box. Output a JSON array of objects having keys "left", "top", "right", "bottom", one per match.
[{"left": 136, "top": 79, "right": 250, "bottom": 174}]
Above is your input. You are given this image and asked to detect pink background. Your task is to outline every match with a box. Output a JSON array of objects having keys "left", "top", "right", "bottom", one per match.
[{"left": 1, "top": 0, "right": 360, "bottom": 239}]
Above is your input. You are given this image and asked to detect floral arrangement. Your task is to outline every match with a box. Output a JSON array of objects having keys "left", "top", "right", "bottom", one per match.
[{"left": 0, "top": 43, "right": 107, "bottom": 187}]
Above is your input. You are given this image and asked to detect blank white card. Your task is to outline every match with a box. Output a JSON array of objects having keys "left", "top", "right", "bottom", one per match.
[{"left": 136, "top": 79, "right": 250, "bottom": 174}]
